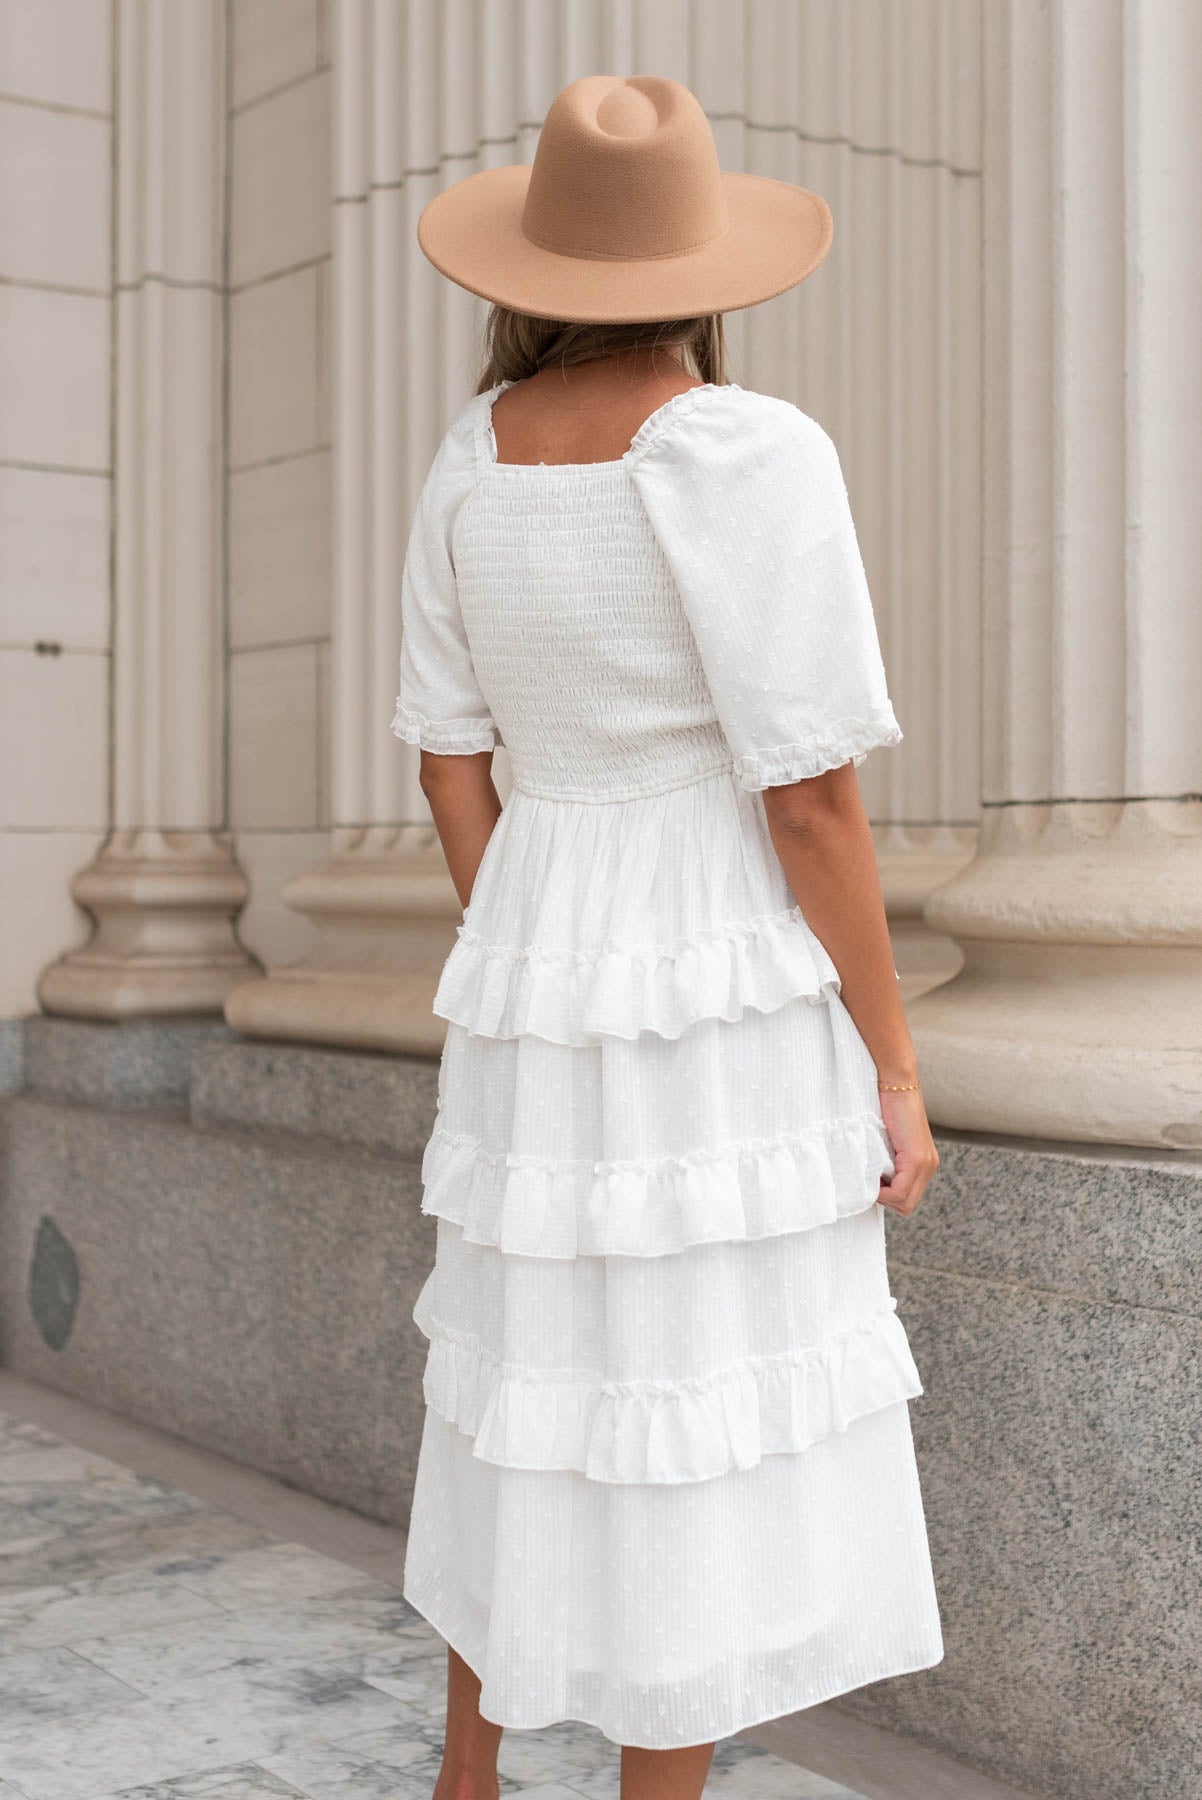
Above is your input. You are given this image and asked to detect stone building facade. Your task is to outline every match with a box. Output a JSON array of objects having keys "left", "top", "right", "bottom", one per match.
[{"left": 1, "top": 5, "right": 1200, "bottom": 1798}]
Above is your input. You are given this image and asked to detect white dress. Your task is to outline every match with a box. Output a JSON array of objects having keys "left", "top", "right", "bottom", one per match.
[{"left": 391, "top": 377, "right": 944, "bottom": 1749}]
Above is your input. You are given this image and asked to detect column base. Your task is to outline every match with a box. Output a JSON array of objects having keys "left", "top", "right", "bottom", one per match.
[
  {"left": 38, "top": 831, "right": 258, "bottom": 1021},
  {"left": 908, "top": 800, "right": 1202, "bottom": 1148},
  {"left": 223, "top": 827, "right": 459, "bottom": 1057},
  {"left": 908, "top": 938, "right": 1202, "bottom": 1148},
  {"left": 874, "top": 825, "right": 978, "bottom": 1001}
]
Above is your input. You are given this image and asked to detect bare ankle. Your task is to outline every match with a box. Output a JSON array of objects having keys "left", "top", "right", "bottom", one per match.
[{"left": 432, "top": 1769, "right": 500, "bottom": 1800}]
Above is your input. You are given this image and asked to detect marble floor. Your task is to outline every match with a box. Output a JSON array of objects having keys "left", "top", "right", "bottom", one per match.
[{"left": 0, "top": 1404, "right": 866, "bottom": 1800}]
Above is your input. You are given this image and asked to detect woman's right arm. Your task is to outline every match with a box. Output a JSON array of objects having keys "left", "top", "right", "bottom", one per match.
[{"left": 761, "top": 760, "right": 940, "bottom": 1218}]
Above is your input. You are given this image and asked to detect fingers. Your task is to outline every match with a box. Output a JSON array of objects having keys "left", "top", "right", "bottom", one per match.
[{"left": 877, "top": 1149, "right": 940, "bottom": 1217}]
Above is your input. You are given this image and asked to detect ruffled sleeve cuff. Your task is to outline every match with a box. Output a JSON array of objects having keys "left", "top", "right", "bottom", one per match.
[
  {"left": 733, "top": 701, "right": 903, "bottom": 791},
  {"left": 390, "top": 698, "right": 500, "bottom": 755}
]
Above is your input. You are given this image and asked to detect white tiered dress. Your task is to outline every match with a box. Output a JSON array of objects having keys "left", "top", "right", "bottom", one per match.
[{"left": 391, "top": 377, "right": 944, "bottom": 1749}]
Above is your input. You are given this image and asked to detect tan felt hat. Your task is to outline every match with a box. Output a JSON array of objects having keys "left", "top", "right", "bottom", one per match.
[{"left": 417, "top": 74, "right": 833, "bottom": 324}]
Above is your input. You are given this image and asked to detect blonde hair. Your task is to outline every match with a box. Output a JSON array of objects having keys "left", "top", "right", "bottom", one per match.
[{"left": 475, "top": 308, "right": 729, "bottom": 394}]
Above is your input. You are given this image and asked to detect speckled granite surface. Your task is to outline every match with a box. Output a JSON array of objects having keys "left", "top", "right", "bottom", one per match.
[
  {"left": 0, "top": 1021, "right": 24, "bottom": 1097},
  {"left": 840, "top": 1134, "right": 1202, "bottom": 1800}
]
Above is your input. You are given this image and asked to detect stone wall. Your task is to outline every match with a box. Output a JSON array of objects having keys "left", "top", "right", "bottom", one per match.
[
  {"left": 0, "top": 1019, "right": 435, "bottom": 1523},
  {"left": 0, "top": 2, "right": 112, "bottom": 1016},
  {"left": 847, "top": 1134, "right": 1202, "bottom": 1800}
]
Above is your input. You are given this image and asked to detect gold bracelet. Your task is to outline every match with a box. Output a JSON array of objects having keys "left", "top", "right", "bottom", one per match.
[{"left": 877, "top": 1079, "right": 922, "bottom": 1092}]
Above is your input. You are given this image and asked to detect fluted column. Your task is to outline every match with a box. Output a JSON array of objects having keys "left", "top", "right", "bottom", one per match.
[
  {"left": 39, "top": 0, "right": 256, "bottom": 1020},
  {"left": 731, "top": 0, "right": 986, "bottom": 998},
  {"left": 224, "top": 0, "right": 473, "bottom": 1054},
  {"left": 907, "top": 0, "right": 1202, "bottom": 1148}
]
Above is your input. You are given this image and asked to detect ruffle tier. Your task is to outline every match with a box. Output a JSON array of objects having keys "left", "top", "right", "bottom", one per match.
[
  {"left": 433, "top": 903, "right": 841, "bottom": 1046},
  {"left": 405, "top": 1404, "right": 945, "bottom": 1746},
  {"left": 431, "top": 767, "right": 842, "bottom": 1046},
  {"left": 420, "top": 1107, "right": 893, "bottom": 1260},
  {"left": 414, "top": 1280, "right": 921, "bottom": 1486}
]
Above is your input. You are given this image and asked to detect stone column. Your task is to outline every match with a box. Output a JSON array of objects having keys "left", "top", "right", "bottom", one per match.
[
  {"left": 224, "top": 0, "right": 470, "bottom": 1055},
  {"left": 39, "top": 0, "right": 256, "bottom": 1020},
  {"left": 727, "top": 3, "right": 987, "bottom": 1000},
  {"left": 908, "top": 0, "right": 1202, "bottom": 1149}
]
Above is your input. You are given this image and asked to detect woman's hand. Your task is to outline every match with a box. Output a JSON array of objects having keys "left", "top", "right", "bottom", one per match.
[{"left": 876, "top": 1089, "right": 940, "bottom": 1217}]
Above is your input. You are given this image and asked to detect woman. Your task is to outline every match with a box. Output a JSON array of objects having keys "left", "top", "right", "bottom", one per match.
[{"left": 393, "top": 74, "right": 944, "bottom": 1800}]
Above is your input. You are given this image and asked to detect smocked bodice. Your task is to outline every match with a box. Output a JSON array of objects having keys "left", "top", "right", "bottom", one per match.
[
  {"left": 393, "top": 378, "right": 902, "bottom": 809},
  {"left": 454, "top": 458, "right": 732, "bottom": 802}
]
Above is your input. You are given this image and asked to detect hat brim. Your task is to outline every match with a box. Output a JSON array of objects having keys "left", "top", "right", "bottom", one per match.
[{"left": 417, "top": 165, "right": 833, "bottom": 323}]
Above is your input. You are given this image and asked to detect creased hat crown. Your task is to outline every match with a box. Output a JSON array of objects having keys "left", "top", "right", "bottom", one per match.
[{"left": 521, "top": 76, "right": 728, "bottom": 262}]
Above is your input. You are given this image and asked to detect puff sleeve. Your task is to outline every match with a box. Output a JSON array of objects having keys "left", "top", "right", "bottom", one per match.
[
  {"left": 629, "top": 387, "right": 902, "bottom": 790},
  {"left": 390, "top": 419, "right": 501, "bottom": 755}
]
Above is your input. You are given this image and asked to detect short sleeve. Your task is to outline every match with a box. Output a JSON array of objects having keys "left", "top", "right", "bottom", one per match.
[
  {"left": 391, "top": 413, "right": 501, "bottom": 755},
  {"left": 629, "top": 387, "right": 902, "bottom": 790}
]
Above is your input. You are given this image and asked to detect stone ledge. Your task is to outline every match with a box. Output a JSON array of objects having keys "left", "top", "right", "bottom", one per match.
[
  {"left": 9, "top": 1019, "right": 444, "bottom": 1160},
  {"left": 21, "top": 1015, "right": 236, "bottom": 1110},
  {"left": 884, "top": 1131, "right": 1202, "bottom": 1316},
  {"left": 0, "top": 1020, "right": 23, "bottom": 1097},
  {"left": 190, "top": 1038, "right": 440, "bottom": 1159}
]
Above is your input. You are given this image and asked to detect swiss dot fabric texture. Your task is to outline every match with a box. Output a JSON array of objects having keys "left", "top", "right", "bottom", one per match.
[{"left": 392, "top": 379, "right": 943, "bottom": 1748}]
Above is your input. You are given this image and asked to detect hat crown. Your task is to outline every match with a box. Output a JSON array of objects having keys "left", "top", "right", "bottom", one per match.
[{"left": 521, "top": 76, "right": 729, "bottom": 263}]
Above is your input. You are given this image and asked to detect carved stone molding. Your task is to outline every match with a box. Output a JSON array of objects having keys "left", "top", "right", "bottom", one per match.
[
  {"left": 874, "top": 824, "right": 979, "bottom": 999},
  {"left": 910, "top": 802, "right": 1202, "bottom": 1147},
  {"left": 224, "top": 827, "right": 459, "bottom": 1055},
  {"left": 39, "top": 832, "right": 256, "bottom": 1020}
]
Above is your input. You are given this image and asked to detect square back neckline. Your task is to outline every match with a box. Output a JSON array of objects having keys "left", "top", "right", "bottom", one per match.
[{"left": 481, "top": 377, "right": 738, "bottom": 472}]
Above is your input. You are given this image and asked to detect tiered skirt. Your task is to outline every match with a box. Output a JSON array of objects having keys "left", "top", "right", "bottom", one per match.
[{"left": 401, "top": 765, "right": 944, "bottom": 1748}]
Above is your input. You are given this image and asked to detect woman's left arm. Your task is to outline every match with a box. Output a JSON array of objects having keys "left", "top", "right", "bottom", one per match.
[{"left": 419, "top": 751, "right": 502, "bottom": 911}]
